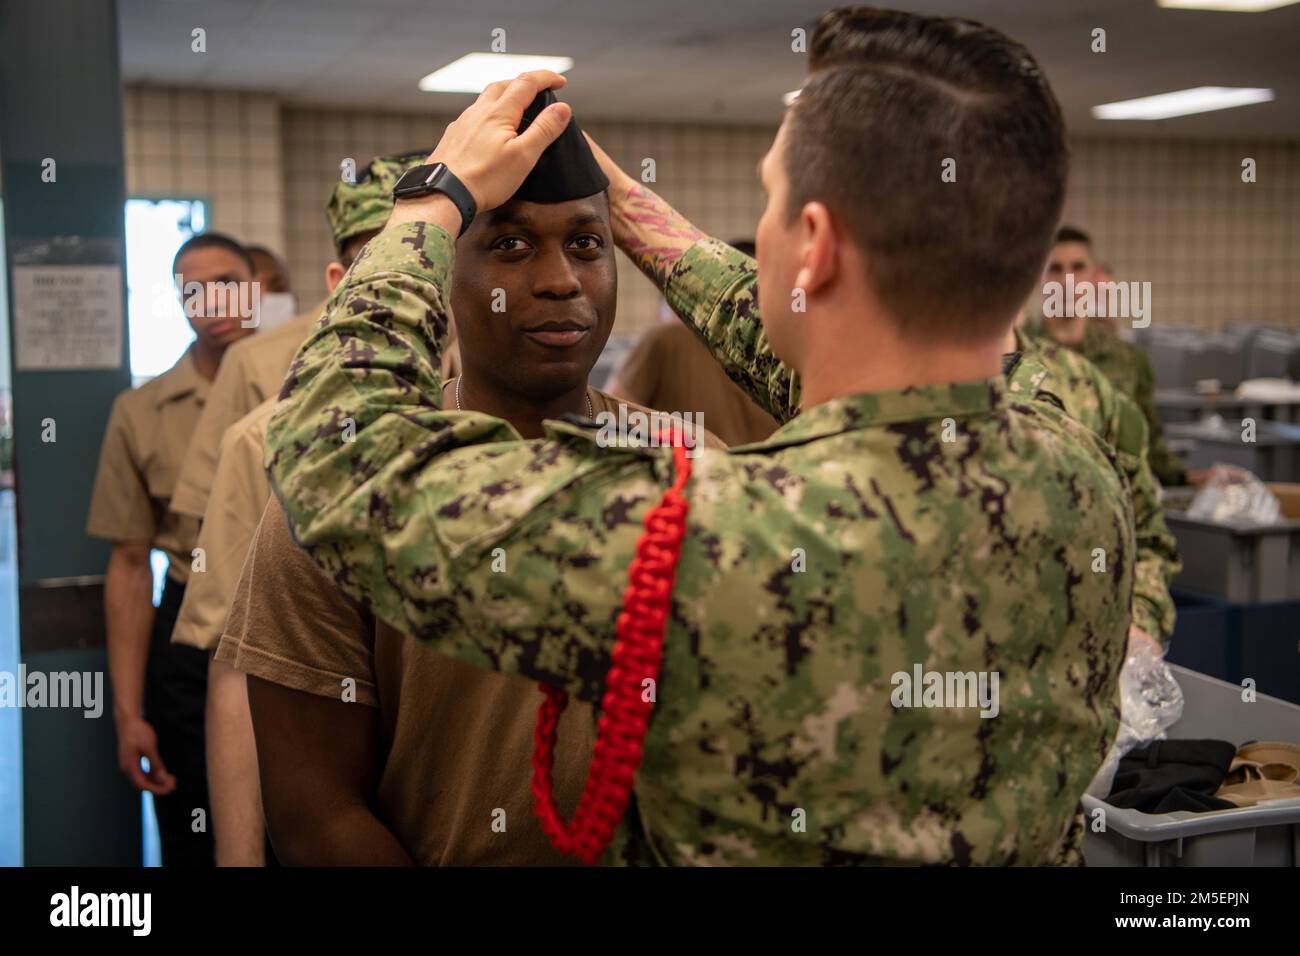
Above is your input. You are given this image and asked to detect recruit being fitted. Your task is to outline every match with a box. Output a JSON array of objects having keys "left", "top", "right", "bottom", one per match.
[{"left": 266, "top": 16, "right": 1133, "bottom": 866}]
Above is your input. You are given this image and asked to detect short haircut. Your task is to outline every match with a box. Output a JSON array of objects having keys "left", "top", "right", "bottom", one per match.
[
  {"left": 728, "top": 239, "right": 756, "bottom": 258},
  {"left": 789, "top": 7, "right": 1069, "bottom": 343},
  {"left": 172, "top": 232, "right": 254, "bottom": 279},
  {"left": 1055, "top": 226, "right": 1092, "bottom": 247},
  {"left": 246, "top": 244, "right": 292, "bottom": 293},
  {"left": 246, "top": 244, "right": 288, "bottom": 271},
  {"left": 338, "top": 229, "right": 380, "bottom": 269}
]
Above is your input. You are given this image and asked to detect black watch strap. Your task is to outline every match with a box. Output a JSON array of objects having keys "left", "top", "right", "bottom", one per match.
[{"left": 392, "top": 162, "right": 477, "bottom": 237}]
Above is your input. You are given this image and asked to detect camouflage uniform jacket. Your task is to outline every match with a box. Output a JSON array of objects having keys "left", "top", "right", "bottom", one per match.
[
  {"left": 267, "top": 225, "right": 1133, "bottom": 866},
  {"left": 1008, "top": 330, "right": 1179, "bottom": 641},
  {"left": 664, "top": 242, "right": 1179, "bottom": 642},
  {"left": 1029, "top": 322, "right": 1187, "bottom": 488}
]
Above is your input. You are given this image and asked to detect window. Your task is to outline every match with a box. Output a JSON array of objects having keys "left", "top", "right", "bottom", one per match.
[{"left": 124, "top": 198, "right": 207, "bottom": 383}]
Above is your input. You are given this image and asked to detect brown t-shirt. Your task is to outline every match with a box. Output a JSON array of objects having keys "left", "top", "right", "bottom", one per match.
[
  {"left": 172, "top": 400, "right": 277, "bottom": 649},
  {"left": 218, "top": 498, "right": 595, "bottom": 865},
  {"left": 214, "top": 383, "right": 693, "bottom": 865},
  {"left": 612, "top": 321, "right": 779, "bottom": 447}
]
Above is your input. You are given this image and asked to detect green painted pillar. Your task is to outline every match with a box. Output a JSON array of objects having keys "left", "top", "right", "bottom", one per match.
[{"left": 0, "top": 0, "right": 142, "bottom": 864}]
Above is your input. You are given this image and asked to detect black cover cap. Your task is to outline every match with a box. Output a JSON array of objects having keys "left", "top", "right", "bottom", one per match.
[{"left": 510, "top": 89, "right": 608, "bottom": 204}]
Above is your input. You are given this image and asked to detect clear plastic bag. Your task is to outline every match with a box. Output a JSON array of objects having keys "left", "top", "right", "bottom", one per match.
[
  {"left": 1185, "top": 463, "right": 1281, "bottom": 526},
  {"left": 1086, "top": 635, "right": 1185, "bottom": 799}
]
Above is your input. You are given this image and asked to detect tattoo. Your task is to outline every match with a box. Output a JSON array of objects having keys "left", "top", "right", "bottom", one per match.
[{"left": 611, "top": 183, "right": 707, "bottom": 289}]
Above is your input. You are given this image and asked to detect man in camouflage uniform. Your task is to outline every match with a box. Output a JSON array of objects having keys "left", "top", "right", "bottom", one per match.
[
  {"left": 1034, "top": 226, "right": 1187, "bottom": 487},
  {"left": 267, "top": 16, "right": 1133, "bottom": 865},
  {"left": 591, "top": 231, "right": 1181, "bottom": 650},
  {"left": 1007, "top": 329, "right": 1181, "bottom": 646},
  {"left": 802, "top": 8, "right": 1179, "bottom": 644}
]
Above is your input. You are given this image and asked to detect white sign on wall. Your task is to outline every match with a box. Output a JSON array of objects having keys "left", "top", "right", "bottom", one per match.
[{"left": 13, "top": 265, "right": 123, "bottom": 370}]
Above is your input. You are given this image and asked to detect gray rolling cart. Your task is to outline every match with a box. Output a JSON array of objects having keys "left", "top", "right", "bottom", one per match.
[{"left": 1082, "top": 665, "right": 1300, "bottom": 866}]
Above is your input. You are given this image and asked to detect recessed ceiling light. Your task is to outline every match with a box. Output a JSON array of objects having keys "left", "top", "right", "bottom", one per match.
[
  {"left": 1092, "top": 86, "right": 1274, "bottom": 120},
  {"left": 419, "top": 53, "right": 574, "bottom": 93},
  {"left": 1157, "top": 0, "right": 1300, "bottom": 11},
  {"left": 783, "top": 89, "right": 801, "bottom": 105}
]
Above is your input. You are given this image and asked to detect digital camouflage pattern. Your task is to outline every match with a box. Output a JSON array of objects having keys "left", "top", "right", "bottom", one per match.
[
  {"left": 267, "top": 224, "right": 1133, "bottom": 866},
  {"left": 1008, "top": 330, "right": 1180, "bottom": 642},
  {"left": 325, "top": 150, "right": 429, "bottom": 251},
  {"left": 669, "top": 241, "right": 1180, "bottom": 641},
  {"left": 1028, "top": 321, "right": 1187, "bottom": 488}
]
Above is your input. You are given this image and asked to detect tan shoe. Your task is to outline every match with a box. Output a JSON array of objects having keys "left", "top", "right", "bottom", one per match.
[{"left": 1215, "top": 742, "right": 1300, "bottom": 807}]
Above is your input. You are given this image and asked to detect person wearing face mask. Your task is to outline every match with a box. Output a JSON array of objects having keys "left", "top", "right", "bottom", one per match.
[{"left": 243, "top": 244, "right": 297, "bottom": 332}]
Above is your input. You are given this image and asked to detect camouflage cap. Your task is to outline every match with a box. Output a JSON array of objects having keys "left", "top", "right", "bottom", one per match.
[{"left": 326, "top": 149, "right": 429, "bottom": 253}]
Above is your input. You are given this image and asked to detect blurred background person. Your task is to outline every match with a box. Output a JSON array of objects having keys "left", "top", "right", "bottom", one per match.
[
  {"left": 1036, "top": 226, "right": 1187, "bottom": 486},
  {"left": 606, "top": 240, "right": 778, "bottom": 446}
]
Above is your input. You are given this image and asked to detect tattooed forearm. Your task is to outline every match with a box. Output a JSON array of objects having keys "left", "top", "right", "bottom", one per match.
[{"left": 609, "top": 181, "right": 708, "bottom": 289}]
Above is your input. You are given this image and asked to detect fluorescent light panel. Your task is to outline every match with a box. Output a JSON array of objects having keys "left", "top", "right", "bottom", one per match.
[
  {"left": 1157, "top": 0, "right": 1300, "bottom": 11},
  {"left": 419, "top": 53, "right": 574, "bottom": 93},
  {"left": 1092, "top": 86, "right": 1274, "bottom": 120}
]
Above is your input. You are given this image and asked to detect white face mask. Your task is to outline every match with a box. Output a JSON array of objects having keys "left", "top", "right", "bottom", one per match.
[{"left": 254, "top": 292, "right": 297, "bottom": 331}]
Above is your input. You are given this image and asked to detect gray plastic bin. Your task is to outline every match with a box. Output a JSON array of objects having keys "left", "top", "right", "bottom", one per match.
[
  {"left": 1162, "top": 484, "right": 1300, "bottom": 602},
  {"left": 1146, "top": 328, "right": 1201, "bottom": 389},
  {"left": 1248, "top": 329, "right": 1300, "bottom": 381},
  {"left": 1145, "top": 328, "right": 1255, "bottom": 391},
  {"left": 1082, "top": 665, "right": 1300, "bottom": 866},
  {"left": 1163, "top": 511, "right": 1300, "bottom": 602},
  {"left": 1155, "top": 388, "right": 1300, "bottom": 426},
  {"left": 1166, "top": 420, "right": 1300, "bottom": 482}
]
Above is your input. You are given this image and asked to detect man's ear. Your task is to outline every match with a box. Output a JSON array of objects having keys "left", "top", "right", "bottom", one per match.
[
  {"left": 325, "top": 261, "right": 347, "bottom": 294},
  {"left": 793, "top": 201, "right": 839, "bottom": 302}
]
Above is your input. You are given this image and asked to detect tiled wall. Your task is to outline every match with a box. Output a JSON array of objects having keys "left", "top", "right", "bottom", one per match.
[
  {"left": 123, "top": 86, "right": 285, "bottom": 256},
  {"left": 1065, "top": 137, "right": 1299, "bottom": 333},
  {"left": 124, "top": 85, "right": 1300, "bottom": 336}
]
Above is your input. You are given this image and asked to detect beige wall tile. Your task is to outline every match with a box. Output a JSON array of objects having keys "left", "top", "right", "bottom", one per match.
[{"left": 124, "top": 85, "right": 1300, "bottom": 343}]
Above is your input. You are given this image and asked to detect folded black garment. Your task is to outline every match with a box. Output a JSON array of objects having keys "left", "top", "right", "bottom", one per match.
[{"left": 1107, "top": 739, "right": 1238, "bottom": 813}]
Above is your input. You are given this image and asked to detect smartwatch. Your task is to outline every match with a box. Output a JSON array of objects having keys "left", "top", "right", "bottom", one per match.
[{"left": 392, "top": 162, "right": 477, "bottom": 237}]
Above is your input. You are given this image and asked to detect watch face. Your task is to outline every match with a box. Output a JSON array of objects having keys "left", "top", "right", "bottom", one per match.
[{"left": 394, "top": 163, "right": 444, "bottom": 197}]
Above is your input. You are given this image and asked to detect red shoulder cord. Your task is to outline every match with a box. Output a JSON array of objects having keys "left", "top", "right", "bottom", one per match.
[{"left": 531, "top": 427, "right": 693, "bottom": 865}]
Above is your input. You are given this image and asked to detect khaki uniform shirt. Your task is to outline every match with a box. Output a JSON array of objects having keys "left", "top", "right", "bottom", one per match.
[
  {"left": 613, "top": 322, "right": 779, "bottom": 447},
  {"left": 86, "top": 345, "right": 209, "bottom": 585},
  {"left": 172, "top": 302, "right": 461, "bottom": 520},
  {"left": 214, "top": 383, "right": 682, "bottom": 864},
  {"left": 171, "top": 400, "right": 277, "bottom": 649},
  {"left": 170, "top": 304, "right": 325, "bottom": 521}
]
